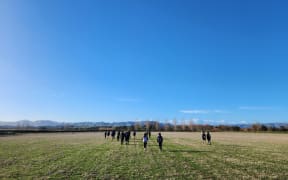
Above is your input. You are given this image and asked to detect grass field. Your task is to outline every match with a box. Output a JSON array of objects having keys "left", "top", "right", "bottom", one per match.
[{"left": 0, "top": 132, "right": 288, "bottom": 179}]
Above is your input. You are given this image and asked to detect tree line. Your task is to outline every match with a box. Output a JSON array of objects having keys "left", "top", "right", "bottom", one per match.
[{"left": 1, "top": 121, "right": 287, "bottom": 133}]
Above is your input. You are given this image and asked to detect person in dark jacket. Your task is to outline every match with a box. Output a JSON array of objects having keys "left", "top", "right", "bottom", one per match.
[
  {"left": 202, "top": 130, "right": 206, "bottom": 144},
  {"left": 143, "top": 133, "right": 149, "bottom": 150},
  {"left": 157, "top": 133, "right": 163, "bottom": 151},
  {"left": 148, "top": 131, "right": 151, "bottom": 138},
  {"left": 125, "top": 131, "right": 131, "bottom": 145},
  {"left": 104, "top": 131, "right": 107, "bottom": 139},
  {"left": 111, "top": 130, "right": 116, "bottom": 140},
  {"left": 207, "top": 131, "right": 212, "bottom": 145},
  {"left": 120, "top": 131, "right": 125, "bottom": 145},
  {"left": 117, "top": 131, "right": 120, "bottom": 141},
  {"left": 133, "top": 130, "right": 136, "bottom": 137},
  {"left": 133, "top": 130, "right": 137, "bottom": 144}
]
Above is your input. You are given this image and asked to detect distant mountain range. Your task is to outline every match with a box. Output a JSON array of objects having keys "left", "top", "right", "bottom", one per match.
[
  {"left": 0, "top": 120, "right": 147, "bottom": 128},
  {"left": 0, "top": 120, "right": 63, "bottom": 128},
  {"left": 232, "top": 123, "right": 288, "bottom": 128}
]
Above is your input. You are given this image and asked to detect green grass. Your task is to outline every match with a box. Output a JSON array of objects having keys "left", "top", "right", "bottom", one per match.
[{"left": 0, "top": 132, "right": 288, "bottom": 179}]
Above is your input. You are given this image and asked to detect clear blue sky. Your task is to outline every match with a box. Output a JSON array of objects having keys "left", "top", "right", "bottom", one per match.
[{"left": 1, "top": 0, "right": 288, "bottom": 124}]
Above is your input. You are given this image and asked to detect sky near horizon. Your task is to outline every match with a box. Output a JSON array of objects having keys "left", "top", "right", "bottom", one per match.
[{"left": 0, "top": 0, "right": 288, "bottom": 124}]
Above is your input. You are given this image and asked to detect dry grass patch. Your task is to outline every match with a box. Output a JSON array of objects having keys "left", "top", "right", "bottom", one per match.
[{"left": 0, "top": 132, "right": 287, "bottom": 179}]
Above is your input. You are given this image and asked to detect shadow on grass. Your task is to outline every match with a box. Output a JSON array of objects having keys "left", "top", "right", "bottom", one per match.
[
  {"left": 118, "top": 144, "right": 160, "bottom": 147},
  {"left": 220, "top": 144, "right": 248, "bottom": 148},
  {"left": 168, "top": 149, "right": 210, "bottom": 153}
]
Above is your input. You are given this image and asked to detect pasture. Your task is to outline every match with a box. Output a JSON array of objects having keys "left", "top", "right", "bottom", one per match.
[{"left": 0, "top": 132, "right": 287, "bottom": 179}]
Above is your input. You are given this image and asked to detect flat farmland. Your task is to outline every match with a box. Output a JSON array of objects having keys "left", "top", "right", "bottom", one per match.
[{"left": 0, "top": 132, "right": 287, "bottom": 179}]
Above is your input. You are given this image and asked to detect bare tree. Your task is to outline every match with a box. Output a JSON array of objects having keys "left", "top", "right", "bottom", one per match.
[
  {"left": 251, "top": 123, "right": 261, "bottom": 131},
  {"left": 188, "top": 119, "right": 194, "bottom": 131},
  {"left": 145, "top": 120, "right": 150, "bottom": 131},
  {"left": 181, "top": 119, "right": 186, "bottom": 131},
  {"left": 164, "top": 119, "right": 170, "bottom": 131},
  {"left": 154, "top": 121, "right": 160, "bottom": 131},
  {"left": 173, "top": 118, "right": 178, "bottom": 131},
  {"left": 134, "top": 119, "right": 141, "bottom": 131}
]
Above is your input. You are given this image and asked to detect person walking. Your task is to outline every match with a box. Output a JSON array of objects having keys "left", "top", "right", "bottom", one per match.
[
  {"left": 120, "top": 131, "right": 125, "bottom": 145},
  {"left": 148, "top": 131, "right": 151, "bottom": 138},
  {"left": 133, "top": 130, "right": 137, "bottom": 144},
  {"left": 125, "top": 131, "right": 131, "bottom": 145},
  {"left": 117, "top": 131, "right": 120, "bottom": 141},
  {"left": 111, "top": 130, "right": 116, "bottom": 140},
  {"left": 143, "top": 133, "right": 149, "bottom": 151},
  {"left": 207, "top": 131, "right": 212, "bottom": 145},
  {"left": 157, "top": 133, "right": 163, "bottom": 151},
  {"left": 133, "top": 130, "right": 136, "bottom": 138},
  {"left": 202, "top": 130, "right": 206, "bottom": 144}
]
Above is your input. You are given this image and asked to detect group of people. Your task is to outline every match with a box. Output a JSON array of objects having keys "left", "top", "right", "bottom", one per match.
[
  {"left": 201, "top": 130, "right": 212, "bottom": 145},
  {"left": 104, "top": 130, "right": 135, "bottom": 144},
  {"left": 142, "top": 132, "right": 163, "bottom": 151},
  {"left": 104, "top": 130, "right": 117, "bottom": 140},
  {"left": 104, "top": 130, "right": 212, "bottom": 151},
  {"left": 104, "top": 130, "right": 164, "bottom": 151}
]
